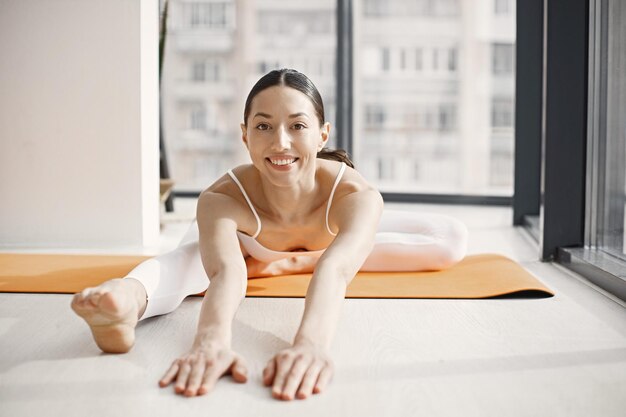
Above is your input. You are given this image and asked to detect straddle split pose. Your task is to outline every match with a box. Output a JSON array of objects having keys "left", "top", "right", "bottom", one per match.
[{"left": 71, "top": 69, "right": 468, "bottom": 401}]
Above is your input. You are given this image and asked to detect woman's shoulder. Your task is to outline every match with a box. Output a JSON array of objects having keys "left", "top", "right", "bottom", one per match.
[
  {"left": 197, "top": 164, "right": 258, "bottom": 234},
  {"left": 325, "top": 159, "right": 378, "bottom": 199},
  {"left": 199, "top": 164, "right": 258, "bottom": 215},
  {"left": 323, "top": 160, "right": 382, "bottom": 233},
  {"left": 201, "top": 163, "right": 252, "bottom": 195}
]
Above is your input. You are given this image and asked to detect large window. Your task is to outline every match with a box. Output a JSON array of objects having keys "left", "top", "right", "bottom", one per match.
[
  {"left": 161, "top": 0, "right": 337, "bottom": 192},
  {"left": 354, "top": 0, "right": 516, "bottom": 195},
  {"left": 161, "top": 0, "right": 515, "bottom": 197},
  {"left": 588, "top": 0, "right": 626, "bottom": 260},
  {"left": 517, "top": 0, "right": 626, "bottom": 300}
]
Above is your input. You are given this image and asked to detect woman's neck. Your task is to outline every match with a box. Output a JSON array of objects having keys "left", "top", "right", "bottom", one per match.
[{"left": 256, "top": 166, "right": 322, "bottom": 224}]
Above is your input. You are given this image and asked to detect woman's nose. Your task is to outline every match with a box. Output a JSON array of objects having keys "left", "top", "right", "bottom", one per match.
[{"left": 271, "top": 127, "right": 291, "bottom": 150}]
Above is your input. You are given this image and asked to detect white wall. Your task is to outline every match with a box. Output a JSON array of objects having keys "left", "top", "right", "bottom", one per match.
[{"left": 0, "top": 0, "right": 159, "bottom": 249}]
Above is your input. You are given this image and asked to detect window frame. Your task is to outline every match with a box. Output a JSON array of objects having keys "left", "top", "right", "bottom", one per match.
[
  {"left": 512, "top": 0, "right": 626, "bottom": 302},
  {"left": 557, "top": 0, "right": 626, "bottom": 302}
]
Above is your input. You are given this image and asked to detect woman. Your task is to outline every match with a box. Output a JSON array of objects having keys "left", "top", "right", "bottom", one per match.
[{"left": 71, "top": 69, "right": 468, "bottom": 401}]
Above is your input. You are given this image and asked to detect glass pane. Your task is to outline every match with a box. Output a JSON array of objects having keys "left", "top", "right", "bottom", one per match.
[
  {"left": 161, "top": 0, "right": 337, "bottom": 192},
  {"left": 600, "top": 0, "right": 626, "bottom": 260},
  {"left": 354, "top": 0, "right": 516, "bottom": 195}
]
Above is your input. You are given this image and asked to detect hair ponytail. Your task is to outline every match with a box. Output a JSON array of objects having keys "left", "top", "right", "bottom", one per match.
[{"left": 316, "top": 147, "right": 355, "bottom": 168}]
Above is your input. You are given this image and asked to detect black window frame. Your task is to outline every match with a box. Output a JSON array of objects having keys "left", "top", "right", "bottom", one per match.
[{"left": 513, "top": 0, "right": 626, "bottom": 302}]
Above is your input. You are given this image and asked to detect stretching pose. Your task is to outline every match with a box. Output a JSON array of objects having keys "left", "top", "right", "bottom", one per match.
[{"left": 71, "top": 69, "right": 468, "bottom": 401}]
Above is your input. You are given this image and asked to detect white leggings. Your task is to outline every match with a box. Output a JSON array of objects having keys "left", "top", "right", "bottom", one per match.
[{"left": 125, "top": 209, "right": 468, "bottom": 321}]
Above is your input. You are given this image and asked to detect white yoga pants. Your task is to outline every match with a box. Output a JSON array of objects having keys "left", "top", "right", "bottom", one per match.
[{"left": 124, "top": 209, "right": 468, "bottom": 321}]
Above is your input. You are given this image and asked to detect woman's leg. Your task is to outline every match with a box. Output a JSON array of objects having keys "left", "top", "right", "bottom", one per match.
[
  {"left": 71, "top": 219, "right": 209, "bottom": 353},
  {"left": 359, "top": 209, "right": 468, "bottom": 272},
  {"left": 125, "top": 219, "right": 209, "bottom": 321}
]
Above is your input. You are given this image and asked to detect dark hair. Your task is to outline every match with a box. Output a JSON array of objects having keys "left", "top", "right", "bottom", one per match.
[{"left": 243, "top": 68, "right": 354, "bottom": 168}]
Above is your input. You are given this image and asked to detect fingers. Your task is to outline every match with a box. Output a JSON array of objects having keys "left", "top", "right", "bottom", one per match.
[
  {"left": 230, "top": 354, "right": 248, "bottom": 383},
  {"left": 263, "top": 358, "right": 276, "bottom": 386},
  {"left": 179, "top": 356, "right": 220, "bottom": 397},
  {"left": 271, "top": 352, "right": 296, "bottom": 399},
  {"left": 266, "top": 351, "right": 334, "bottom": 400},
  {"left": 296, "top": 361, "right": 323, "bottom": 399},
  {"left": 314, "top": 365, "right": 333, "bottom": 394},
  {"left": 161, "top": 351, "right": 248, "bottom": 397},
  {"left": 159, "top": 361, "right": 180, "bottom": 388},
  {"left": 174, "top": 360, "right": 192, "bottom": 394},
  {"left": 198, "top": 359, "right": 223, "bottom": 395},
  {"left": 184, "top": 359, "right": 207, "bottom": 397},
  {"left": 279, "top": 355, "right": 314, "bottom": 401},
  {"left": 197, "top": 353, "right": 246, "bottom": 395},
  {"left": 271, "top": 352, "right": 329, "bottom": 401}
]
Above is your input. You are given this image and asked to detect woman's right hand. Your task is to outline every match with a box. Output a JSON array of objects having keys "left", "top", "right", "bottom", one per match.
[{"left": 158, "top": 340, "right": 248, "bottom": 397}]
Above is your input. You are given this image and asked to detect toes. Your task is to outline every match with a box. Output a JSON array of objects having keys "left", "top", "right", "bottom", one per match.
[
  {"left": 72, "top": 290, "right": 94, "bottom": 308},
  {"left": 71, "top": 292, "right": 83, "bottom": 305},
  {"left": 72, "top": 288, "right": 105, "bottom": 312},
  {"left": 98, "top": 291, "right": 121, "bottom": 313}
]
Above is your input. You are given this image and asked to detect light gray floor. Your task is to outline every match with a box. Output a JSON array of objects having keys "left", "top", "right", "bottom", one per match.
[{"left": 1, "top": 200, "right": 625, "bottom": 417}]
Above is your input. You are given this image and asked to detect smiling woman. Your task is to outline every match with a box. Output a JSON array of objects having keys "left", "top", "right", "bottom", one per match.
[
  {"left": 243, "top": 68, "right": 354, "bottom": 170},
  {"left": 70, "top": 68, "right": 468, "bottom": 402}
]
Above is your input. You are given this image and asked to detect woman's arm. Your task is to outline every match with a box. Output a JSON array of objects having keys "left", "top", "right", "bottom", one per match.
[
  {"left": 263, "top": 186, "right": 384, "bottom": 400},
  {"left": 160, "top": 192, "right": 250, "bottom": 397},
  {"left": 294, "top": 187, "right": 384, "bottom": 347},
  {"left": 194, "top": 191, "right": 249, "bottom": 344}
]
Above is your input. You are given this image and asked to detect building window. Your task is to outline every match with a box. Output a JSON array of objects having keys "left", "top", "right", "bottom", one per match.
[
  {"left": 492, "top": 43, "right": 514, "bottom": 75},
  {"left": 435, "top": 0, "right": 460, "bottom": 16},
  {"left": 191, "top": 60, "right": 220, "bottom": 82},
  {"left": 448, "top": 47, "right": 458, "bottom": 71},
  {"left": 404, "top": 107, "right": 420, "bottom": 129},
  {"left": 258, "top": 11, "right": 333, "bottom": 35},
  {"left": 363, "top": 0, "right": 459, "bottom": 17},
  {"left": 192, "top": 61, "right": 206, "bottom": 82},
  {"left": 423, "top": 108, "right": 436, "bottom": 130},
  {"left": 206, "top": 60, "right": 220, "bottom": 81},
  {"left": 413, "top": 161, "right": 421, "bottom": 180},
  {"left": 415, "top": 48, "right": 423, "bottom": 70},
  {"left": 365, "top": 104, "right": 386, "bottom": 127},
  {"left": 381, "top": 47, "right": 391, "bottom": 71},
  {"left": 492, "top": 98, "right": 514, "bottom": 127},
  {"left": 190, "top": 2, "right": 227, "bottom": 29},
  {"left": 489, "top": 148, "right": 512, "bottom": 186},
  {"left": 363, "top": 0, "right": 387, "bottom": 16},
  {"left": 495, "top": 0, "right": 511, "bottom": 15},
  {"left": 400, "top": 49, "right": 406, "bottom": 70},
  {"left": 190, "top": 106, "right": 206, "bottom": 130},
  {"left": 378, "top": 157, "right": 394, "bottom": 180},
  {"left": 439, "top": 104, "right": 457, "bottom": 131}
]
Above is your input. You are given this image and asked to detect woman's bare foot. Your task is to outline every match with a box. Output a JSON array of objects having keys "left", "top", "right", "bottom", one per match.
[{"left": 71, "top": 278, "right": 147, "bottom": 353}]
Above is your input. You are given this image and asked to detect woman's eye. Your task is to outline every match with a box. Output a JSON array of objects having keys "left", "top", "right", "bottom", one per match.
[
  {"left": 256, "top": 123, "right": 270, "bottom": 130},
  {"left": 293, "top": 123, "right": 306, "bottom": 130}
]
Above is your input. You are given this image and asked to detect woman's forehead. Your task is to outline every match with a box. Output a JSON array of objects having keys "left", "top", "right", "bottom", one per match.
[{"left": 250, "top": 86, "right": 315, "bottom": 115}]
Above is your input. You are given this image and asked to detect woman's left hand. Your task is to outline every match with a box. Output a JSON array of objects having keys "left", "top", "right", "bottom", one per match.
[{"left": 263, "top": 341, "right": 334, "bottom": 400}]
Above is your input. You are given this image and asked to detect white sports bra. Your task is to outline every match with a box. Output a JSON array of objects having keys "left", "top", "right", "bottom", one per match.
[{"left": 226, "top": 162, "right": 347, "bottom": 262}]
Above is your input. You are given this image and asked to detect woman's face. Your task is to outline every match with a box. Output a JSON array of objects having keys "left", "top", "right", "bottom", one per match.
[{"left": 241, "top": 85, "right": 330, "bottom": 185}]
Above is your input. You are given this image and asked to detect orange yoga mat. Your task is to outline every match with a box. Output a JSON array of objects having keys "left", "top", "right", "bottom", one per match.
[{"left": 0, "top": 253, "right": 553, "bottom": 299}]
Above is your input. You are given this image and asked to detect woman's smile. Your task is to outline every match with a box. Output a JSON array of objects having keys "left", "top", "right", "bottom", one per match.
[{"left": 265, "top": 157, "right": 300, "bottom": 171}]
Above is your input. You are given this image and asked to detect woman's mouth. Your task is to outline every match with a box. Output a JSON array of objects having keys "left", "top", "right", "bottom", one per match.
[{"left": 265, "top": 158, "right": 299, "bottom": 167}]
